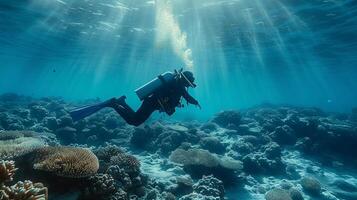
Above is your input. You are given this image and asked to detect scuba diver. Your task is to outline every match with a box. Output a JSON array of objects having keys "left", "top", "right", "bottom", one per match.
[{"left": 70, "top": 69, "right": 200, "bottom": 126}]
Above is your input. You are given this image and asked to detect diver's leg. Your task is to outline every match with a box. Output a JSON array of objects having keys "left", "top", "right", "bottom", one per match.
[
  {"left": 130, "top": 100, "right": 157, "bottom": 126},
  {"left": 111, "top": 104, "right": 136, "bottom": 125},
  {"left": 120, "top": 100, "right": 135, "bottom": 113},
  {"left": 111, "top": 98, "right": 157, "bottom": 126}
]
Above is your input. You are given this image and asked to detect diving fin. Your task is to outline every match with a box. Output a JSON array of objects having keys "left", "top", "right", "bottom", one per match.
[{"left": 69, "top": 99, "right": 111, "bottom": 122}]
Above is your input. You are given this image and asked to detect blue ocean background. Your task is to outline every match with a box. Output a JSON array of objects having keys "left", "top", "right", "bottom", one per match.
[{"left": 0, "top": 0, "right": 356, "bottom": 119}]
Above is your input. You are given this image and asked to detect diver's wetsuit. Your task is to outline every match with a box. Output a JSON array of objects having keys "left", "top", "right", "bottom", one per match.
[{"left": 110, "top": 80, "right": 198, "bottom": 126}]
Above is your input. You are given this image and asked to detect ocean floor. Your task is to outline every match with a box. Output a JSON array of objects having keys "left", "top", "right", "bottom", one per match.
[{"left": 1, "top": 93, "right": 357, "bottom": 200}]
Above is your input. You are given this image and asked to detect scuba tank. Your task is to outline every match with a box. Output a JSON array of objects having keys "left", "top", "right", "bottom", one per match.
[{"left": 135, "top": 71, "right": 177, "bottom": 101}]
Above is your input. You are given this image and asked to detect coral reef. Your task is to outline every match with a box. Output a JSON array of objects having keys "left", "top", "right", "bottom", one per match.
[
  {"left": 92, "top": 144, "right": 146, "bottom": 197},
  {"left": 110, "top": 153, "right": 140, "bottom": 177},
  {"left": 32, "top": 146, "right": 99, "bottom": 178},
  {"left": 265, "top": 188, "right": 292, "bottom": 200},
  {"left": 300, "top": 176, "right": 321, "bottom": 196},
  {"left": 170, "top": 148, "right": 242, "bottom": 184},
  {"left": 199, "top": 137, "right": 226, "bottom": 154},
  {"left": 0, "top": 132, "right": 46, "bottom": 160},
  {"left": 0, "top": 160, "right": 48, "bottom": 200},
  {"left": 211, "top": 110, "right": 241, "bottom": 129},
  {"left": 0, "top": 161, "right": 17, "bottom": 184},
  {"left": 180, "top": 175, "right": 225, "bottom": 200},
  {"left": 79, "top": 173, "right": 128, "bottom": 200},
  {"left": 242, "top": 142, "right": 285, "bottom": 175},
  {"left": 1, "top": 95, "right": 357, "bottom": 200}
]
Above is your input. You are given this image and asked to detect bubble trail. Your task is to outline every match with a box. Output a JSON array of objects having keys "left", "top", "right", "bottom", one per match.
[{"left": 155, "top": 0, "right": 194, "bottom": 68}]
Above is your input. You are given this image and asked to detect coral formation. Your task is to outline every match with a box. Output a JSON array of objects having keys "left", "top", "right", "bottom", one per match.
[
  {"left": 1, "top": 95, "right": 357, "bottom": 200},
  {"left": 110, "top": 153, "right": 140, "bottom": 177},
  {"left": 79, "top": 173, "right": 127, "bottom": 200},
  {"left": 0, "top": 133, "right": 45, "bottom": 160},
  {"left": 32, "top": 146, "right": 99, "bottom": 178},
  {"left": 0, "top": 160, "right": 48, "bottom": 200},
  {"left": 211, "top": 110, "right": 241, "bottom": 129},
  {"left": 265, "top": 188, "right": 292, "bottom": 200},
  {"left": 180, "top": 175, "right": 224, "bottom": 200},
  {"left": 300, "top": 176, "right": 321, "bottom": 196},
  {"left": 199, "top": 137, "right": 226, "bottom": 154},
  {"left": 0, "top": 161, "right": 17, "bottom": 184},
  {"left": 170, "top": 148, "right": 242, "bottom": 184}
]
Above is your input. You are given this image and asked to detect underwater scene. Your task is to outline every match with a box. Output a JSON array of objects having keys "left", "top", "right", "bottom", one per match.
[{"left": 1, "top": 0, "right": 357, "bottom": 199}]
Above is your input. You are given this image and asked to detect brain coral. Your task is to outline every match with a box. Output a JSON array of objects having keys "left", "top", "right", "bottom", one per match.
[
  {"left": 32, "top": 146, "right": 99, "bottom": 178},
  {"left": 0, "top": 136, "right": 45, "bottom": 160}
]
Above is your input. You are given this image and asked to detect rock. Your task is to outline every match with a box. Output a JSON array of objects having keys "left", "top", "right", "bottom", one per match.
[
  {"left": 194, "top": 175, "right": 224, "bottom": 199},
  {"left": 130, "top": 126, "right": 156, "bottom": 150},
  {"left": 84, "top": 125, "right": 117, "bottom": 144},
  {"left": 156, "top": 129, "right": 200, "bottom": 155},
  {"left": 264, "top": 142, "right": 282, "bottom": 159},
  {"left": 329, "top": 179, "right": 357, "bottom": 200},
  {"left": 241, "top": 135, "right": 261, "bottom": 145},
  {"left": 333, "top": 179, "right": 357, "bottom": 192},
  {"left": 164, "top": 192, "right": 176, "bottom": 200},
  {"left": 169, "top": 148, "right": 242, "bottom": 185},
  {"left": 55, "top": 126, "right": 77, "bottom": 144},
  {"left": 294, "top": 137, "right": 313, "bottom": 153},
  {"left": 211, "top": 110, "right": 241, "bottom": 128},
  {"left": 29, "top": 105, "right": 48, "bottom": 121},
  {"left": 231, "top": 140, "right": 254, "bottom": 157},
  {"left": 146, "top": 189, "right": 157, "bottom": 200},
  {"left": 286, "top": 116, "right": 318, "bottom": 138},
  {"left": 288, "top": 188, "right": 304, "bottom": 200},
  {"left": 110, "top": 152, "right": 141, "bottom": 177},
  {"left": 179, "top": 193, "right": 216, "bottom": 200},
  {"left": 107, "top": 165, "right": 132, "bottom": 190},
  {"left": 243, "top": 142, "right": 284, "bottom": 175},
  {"left": 200, "top": 122, "right": 218, "bottom": 132},
  {"left": 270, "top": 125, "right": 297, "bottom": 145},
  {"left": 58, "top": 115, "right": 73, "bottom": 128},
  {"left": 44, "top": 117, "right": 58, "bottom": 131},
  {"left": 166, "top": 124, "right": 189, "bottom": 132},
  {"left": 199, "top": 137, "right": 226, "bottom": 154},
  {"left": 79, "top": 173, "right": 127, "bottom": 200},
  {"left": 280, "top": 181, "right": 293, "bottom": 190},
  {"left": 265, "top": 188, "right": 292, "bottom": 200},
  {"left": 169, "top": 176, "right": 194, "bottom": 196},
  {"left": 180, "top": 175, "right": 224, "bottom": 200},
  {"left": 301, "top": 177, "right": 321, "bottom": 196},
  {"left": 286, "top": 165, "right": 301, "bottom": 180},
  {"left": 104, "top": 115, "right": 124, "bottom": 130}
]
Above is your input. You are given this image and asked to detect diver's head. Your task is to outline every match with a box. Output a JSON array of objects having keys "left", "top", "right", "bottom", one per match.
[{"left": 181, "top": 71, "right": 196, "bottom": 88}]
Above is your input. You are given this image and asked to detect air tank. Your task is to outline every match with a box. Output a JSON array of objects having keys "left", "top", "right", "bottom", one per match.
[{"left": 135, "top": 71, "right": 176, "bottom": 101}]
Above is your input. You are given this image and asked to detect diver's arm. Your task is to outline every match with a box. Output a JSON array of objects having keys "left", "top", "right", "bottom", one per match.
[{"left": 182, "top": 89, "right": 200, "bottom": 107}]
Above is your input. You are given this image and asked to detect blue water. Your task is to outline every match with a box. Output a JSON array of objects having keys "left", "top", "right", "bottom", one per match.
[{"left": 0, "top": 0, "right": 357, "bottom": 120}]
